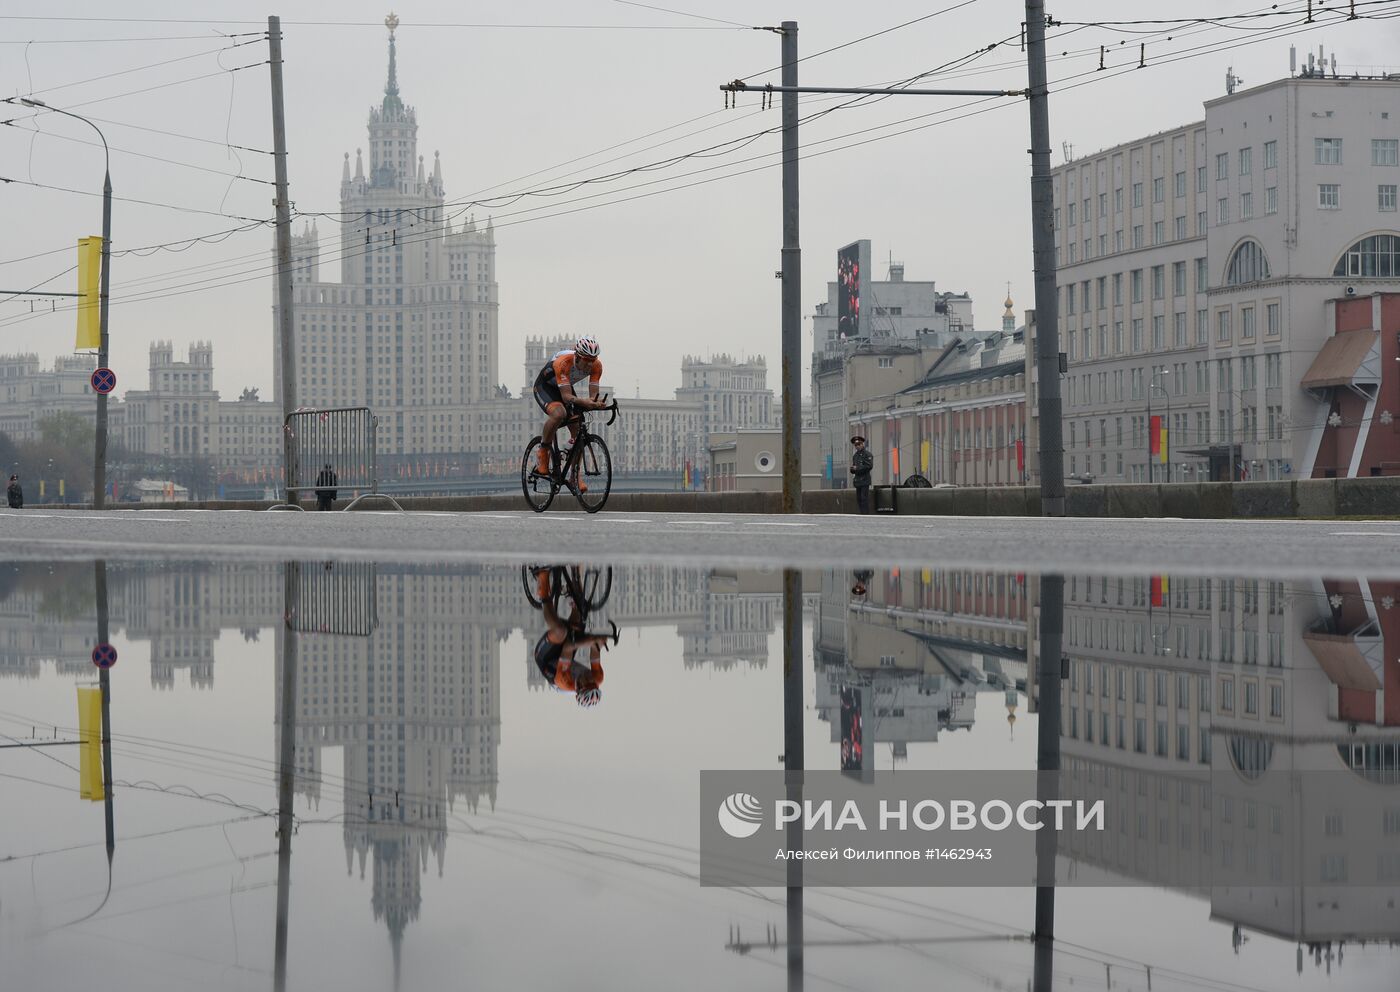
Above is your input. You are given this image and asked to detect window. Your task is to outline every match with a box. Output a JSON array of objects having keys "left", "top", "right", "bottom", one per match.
[
  {"left": 877, "top": 357, "right": 894, "bottom": 368},
  {"left": 1335, "top": 234, "right": 1400, "bottom": 277},
  {"left": 1264, "top": 140, "right": 1277, "bottom": 169},
  {"left": 1225, "top": 240, "right": 1271, "bottom": 285},
  {"left": 1217, "top": 197, "right": 1229, "bottom": 224},
  {"left": 1099, "top": 192, "right": 1108, "bottom": 217},
  {"left": 1217, "top": 310, "right": 1231, "bottom": 343},
  {"left": 1265, "top": 351, "right": 1282, "bottom": 386},
  {"left": 1318, "top": 183, "right": 1340, "bottom": 209},
  {"left": 1131, "top": 269, "right": 1143, "bottom": 303},
  {"left": 1196, "top": 165, "right": 1207, "bottom": 192},
  {"left": 1114, "top": 322, "right": 1124, "bottom": 354},
  {"left": 1175, "top": 215, "right": 1187, "bottom": 240},
  {"left": 1153, "top": 315, "right": 1165, "bottom": 350},
  {"left": 1174, "top": 312, "right": 1187, "bottom": 347},
  {"left": 1097, "top": 276, "right": 1107, "bottom": 309},
  {"left": 1173, "top": 261, "right": 1186, "bottom": 296},
  {"left": 1216, "top": 152, "right": 1229, "bottom": 180},
  {"left": 1316, "top": 137, "right": 1343, "bottom": 165},
  {"left": 1196, "top": 257, "right": 1208, "bottom": 292},
  {"left": 1114, "top": 230, "right": 1124, "bottom": 253},
  {"left": 1197, "top": 210, "right": 1208, "bottom": 236},
  {"left": 1132, "top": 225, "right": 1144, "bottom": 249},
  {"left": 1381, "top": 185, "right": 1398, "bottom": 211},
  {"left": 1133, "top": 182, "right": 1143, "bottom": 207},
  {"left": 1153, "top": 220, "right": 1164, "bottom": 245},
  {"left": 1241, "top": 307, "right": 1255, "bottom": 341},
  {"left": 1068, "top": 201, "right": 1077, "bottom": 226},
  {"left": 1115, "top": 187, "right": 1124, "bottom": 212},
  {"left": 1152, "top": 265, "right": 1165, "bottom": 300},
  {"left": 1174, "top": 171, "right": 1186, "bottom": 197},
  {"left": 1066, "top": 283, "right": 1076, "bottom": 314},
  {"left": 1132, "top": 318, "right": 1143, "bottom": 352},
  {"left": 1240, "top": 146, "right": 1252, "bottom": 175},
  {"left": 1196, "top": 309, "right": 1208, "bottom": 345},
  {"left": 1373, "top": 138, "right": 1399, "bottom": 166},
  {"left": 1113, "top": 273, "right": 1123, "bottom": 304},
  {"left": 1153, "top": 177, "right": 1164, "bottom": 203},
  {"left": 1240, "top": 191, "right": 1253, "bottom": 219},
  {"left": 1269, "top": 683, "right": 1283, "bottom": 717},
  {"left": 1265, "top": 186, "right": 1277, "bottom": 214},
  {"left": 1266, "top": 303, "right": 1280, "bottom": 337}
]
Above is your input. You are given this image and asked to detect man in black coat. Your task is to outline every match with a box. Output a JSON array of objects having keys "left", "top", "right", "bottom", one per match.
[
  {"left": 314, "top": 464, "right": 338, "bottom": 511},
  {"left": 849, "top": 436, "right": 873, "bottom": 514},
  {"left": 6, "top": 474, "right": 22, "bottom": 509}
]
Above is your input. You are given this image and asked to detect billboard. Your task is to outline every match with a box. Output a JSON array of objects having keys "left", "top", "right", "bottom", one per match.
[
  {"left": 836, "top": 239, "right": 871, "bottom": 341},
  {"left": 839, "top": 685, "right": 864, "bottom": 772}
]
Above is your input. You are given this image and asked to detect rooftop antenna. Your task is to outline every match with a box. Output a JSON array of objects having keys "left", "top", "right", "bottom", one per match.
[
  {"left": 1226, "top": 67, "right": 1240, "bottom": 94},
  {"left": 1061, "top": 140, "right": 1074, "bottom": 161},
  {"left": 1290, "top": 45, "right": 1297, "bottom": 76}
]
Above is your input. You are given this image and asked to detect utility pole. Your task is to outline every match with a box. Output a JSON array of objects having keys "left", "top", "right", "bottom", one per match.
[
  {"left": 782, "top": 566, "right": 804, "bottom": 988},
  {"left": 268, "top": 16, "right": 297, "bottom": 506},
  {"left": 1025, "top": 1, "right": 1066, "bottom": 516},
  {"left": 273, "top": 564, "right": 300, "bottom": 992},
  {"left": 779, "top": 22, "right": 802, "bottom": 514},
  {"left": 1032, "top": 573, "right": 1064, "bottom": 992},
  {"left": 720, "top": 46, "right": 1020, "bottom": 515}
]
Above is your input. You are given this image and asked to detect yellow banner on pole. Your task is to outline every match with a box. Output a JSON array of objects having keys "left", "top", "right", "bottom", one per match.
[
  {"left": 920, "top": 440, "right": 930, "bottom": 473},
  {"left": 77, "top": 685, "right": 104, "bottom": 801},
  {"left": 76, "top": 236, "right": 102, "bottom": 351}
]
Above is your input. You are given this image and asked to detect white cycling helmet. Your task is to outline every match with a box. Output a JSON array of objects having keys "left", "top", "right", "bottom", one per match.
[{"left": 575, "top": 336, "right": 600, "bottom": 359}]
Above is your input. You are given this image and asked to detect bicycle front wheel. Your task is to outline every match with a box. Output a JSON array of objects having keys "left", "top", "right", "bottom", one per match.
[
  {"left": 521, "top": 436, "right": 558, "bottom": 512},
  {"left": 569, "top": 435, "right": 612, "bottom": 513}
]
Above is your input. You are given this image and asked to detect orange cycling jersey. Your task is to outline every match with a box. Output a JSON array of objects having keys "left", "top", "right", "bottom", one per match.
[
  {"left": 544, "top": 350, "right": 603, "bottom": 392},
  {"left": 553, "top": 658, "right": 604, "bottom": 693}
]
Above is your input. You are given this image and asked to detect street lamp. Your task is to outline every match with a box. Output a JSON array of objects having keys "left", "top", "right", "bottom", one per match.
[
  {"left": 1146, "top": 369, "right": 1171, "bottom": 483},
  {"left": 16, "top": 97, "right": 111, "bottom": 509}
]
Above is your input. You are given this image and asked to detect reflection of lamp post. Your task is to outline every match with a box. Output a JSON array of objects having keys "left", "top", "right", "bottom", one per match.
[
  {"left": 18, "top": 97, "right": 111, "bottom": 509},
  {"left": 1146, "top": 369, "right": 1171, "bottom": 483}
]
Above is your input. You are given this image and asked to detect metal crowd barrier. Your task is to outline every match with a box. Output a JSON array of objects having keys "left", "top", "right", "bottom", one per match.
[
  {"left": 284, "top": 560, "right": 379, "bottom": 637},
  {"left": 272, "top": 406, "right": 402, "bottom": 511}
]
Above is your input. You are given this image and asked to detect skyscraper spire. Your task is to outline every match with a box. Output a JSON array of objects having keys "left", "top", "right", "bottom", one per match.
[{"left": 383, "top": 12, "right": 402, "bottom": 116}]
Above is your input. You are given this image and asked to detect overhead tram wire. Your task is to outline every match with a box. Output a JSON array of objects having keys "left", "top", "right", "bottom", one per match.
[
  {"left": 3, "top": 5, "right": 1386, "bottom": 324},
  {"left": 20, "top": 35, "right": 266, "bottom": 99},
  {"left": 0, "top": 175, "right": 274, "bottom": 222},
  {"left": 0, "top": 14, "right": 745, "bottom": 30},
  {"left": 0, "top": 32, "right": 267, "bottom": 44},
  {"left": 0, "top": 219, "right": 272, "bottom": 269},
  {"left": 0, "top": 120, "right": 273, "bottom": 185}
]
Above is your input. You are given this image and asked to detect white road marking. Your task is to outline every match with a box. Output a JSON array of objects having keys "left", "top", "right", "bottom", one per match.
[
  {"left": 747, "top": 521, "right": 815, "bottom": 527},
  {"left": 1330, "top": 531, "right": 1400, "bottom": 537},
  {"left": 3, "top": 513, "right": 188, "bottom": 523}
]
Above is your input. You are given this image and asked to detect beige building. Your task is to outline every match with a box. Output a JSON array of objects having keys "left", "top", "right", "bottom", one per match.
[
  {"left": 0, "top": 352, "right": 98, "bottom": 442},
  {"left": 707, "top": 428, "right": 820, "bottom": 492}
]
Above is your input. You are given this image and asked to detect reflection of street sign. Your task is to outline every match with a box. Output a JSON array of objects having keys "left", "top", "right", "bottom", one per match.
[
  {"left": 92, "top": 643, "right": 118, "bottom": 669},
  {"left": 91, "top": 367, "right": 117, "bottom": 394}
]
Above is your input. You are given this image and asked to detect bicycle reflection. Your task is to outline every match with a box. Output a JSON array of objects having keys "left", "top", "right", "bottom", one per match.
[{"left": 523, "top": 565, "right": 619, "bottom": 708}]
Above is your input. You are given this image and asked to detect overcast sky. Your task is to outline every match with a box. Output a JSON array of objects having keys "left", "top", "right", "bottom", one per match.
[{"left": 3, "top": 1, "right": 1397, "bottom": 402}]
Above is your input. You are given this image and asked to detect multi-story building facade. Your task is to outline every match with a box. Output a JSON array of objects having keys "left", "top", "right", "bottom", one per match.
[
  {"left": 812, "top": 259, "right": 974, "bottom": 357},
  {"left": 1053, "top": 70, "right": 1400, "bottom": 484},
  {"left": 0, "top": 352, "right": 98, "bottom": 442},
  {"left": 676, "top": 353, "right": 775, "bottom": 440},
  {"left": 847, "top": 306, "right": 1030, "bottom": 487},
  {"left": 275, "top": 22, "right": 501, "bottom": 463}
]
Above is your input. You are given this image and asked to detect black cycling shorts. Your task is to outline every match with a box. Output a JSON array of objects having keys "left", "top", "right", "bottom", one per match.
[
  {"left": 533, "top": 377, "right": 563, "bottom": 414},
  {"left": 533, "top": 631, "right": 565, "bottom": 682}
]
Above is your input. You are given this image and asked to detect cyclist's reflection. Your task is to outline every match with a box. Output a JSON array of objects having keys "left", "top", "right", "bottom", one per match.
[{"left": 524, "top": 566, "right": 618, "bottom": 708}]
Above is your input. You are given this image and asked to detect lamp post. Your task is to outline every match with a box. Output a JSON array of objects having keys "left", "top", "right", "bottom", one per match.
[
  {"left": 18, "top": 97, "right": 111, "bottom": 509},
  {"left": 1148, "top": 370, "right": 1172, "bottom": 483}
]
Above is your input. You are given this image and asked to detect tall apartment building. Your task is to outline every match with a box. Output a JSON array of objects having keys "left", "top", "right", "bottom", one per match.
[
  {"left": 275, "top": 20, "right": 500, "bottom": 461},
  {"left": 676, "top": 353, "right": 774, "bottom": 438},
  {"left": 1054, "top": 68, "right": 1400, "bottom": 484}
]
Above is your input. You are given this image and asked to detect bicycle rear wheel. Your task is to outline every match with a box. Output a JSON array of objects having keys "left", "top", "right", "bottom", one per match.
[
  {"left": 569, "top": 435, "right": 612, "bottom": 513},
  {"left": 521, "top": 437, "right": 558, "bottom": 512}
]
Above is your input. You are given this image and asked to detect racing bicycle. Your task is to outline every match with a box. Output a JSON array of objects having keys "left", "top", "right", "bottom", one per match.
[{"left": 521, "top": 397, "right": 617, "bottom": 513}]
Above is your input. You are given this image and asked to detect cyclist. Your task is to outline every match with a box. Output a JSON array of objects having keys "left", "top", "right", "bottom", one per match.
[
  {"left": 532, "top": 336, "right": 606, "bottom": 480},
  {"left": 530, "top": 567, "right": 610, "bottom": 707}
]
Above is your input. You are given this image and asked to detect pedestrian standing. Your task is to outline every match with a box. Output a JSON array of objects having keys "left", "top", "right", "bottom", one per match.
[
  {"left": 314, "top": 463, "right": 338, "bottom": 511},
  {"left": 6, "top": 474, "right": 22, "bottom": 509},
  {"left": 849, "top": 436, "right": 873, "bottom": 514}
]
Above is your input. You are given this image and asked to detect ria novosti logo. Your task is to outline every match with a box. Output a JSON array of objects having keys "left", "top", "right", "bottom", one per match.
[{"left": 717, "top": 792, "right": 764, "bottom": 838}]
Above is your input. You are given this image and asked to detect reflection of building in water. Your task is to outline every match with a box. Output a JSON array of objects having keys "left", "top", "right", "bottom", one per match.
[
  {"left": 1055, "top": 575, "right": 1400, "bottom": 963},
  {"left": 0, "top": 562, "right": 283, "bottom": 688},
  {"left": 815, "top": 567, "right": 1033, "bottom": 759},
  {"left": 276, "top": 565, "right": 505, "bottom": 974},
  {"left": 681, "top": 571, "right": 791, "bottom": 671}
]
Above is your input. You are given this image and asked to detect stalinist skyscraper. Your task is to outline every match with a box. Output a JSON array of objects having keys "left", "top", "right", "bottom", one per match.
[{"left": 273, "top": 14, "right": 500, "bottom": 461}]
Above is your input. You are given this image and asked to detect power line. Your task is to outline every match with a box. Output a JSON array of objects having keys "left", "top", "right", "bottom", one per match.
[
  {"left": 0, "top": 33, "right": 266, "bottom": 44},
  {"left": 0, "top": 15, "right": 745, "bottom": 30},
  {"left": 611, "top": 0, "right": 754, "bottom": 29},
  {"left": 0, "top": 220, "right": 272, "bottom": 269},
  {"left": 0, "top": 174, "right": 273, "bottom": 221},
  {"left": 23, "top": 36, "right": 265, "bottom": 99},
  {"left": 0, "top": 120, "right": 273, "bottom": 185}
]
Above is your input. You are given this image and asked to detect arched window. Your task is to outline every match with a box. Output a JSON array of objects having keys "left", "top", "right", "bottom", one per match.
[
  {"left": 1333, "top": 234, "right": 1400, "bottom": 278},
  {"left": 1225, "top": 240, "right": 1271, "bottom": 285}
]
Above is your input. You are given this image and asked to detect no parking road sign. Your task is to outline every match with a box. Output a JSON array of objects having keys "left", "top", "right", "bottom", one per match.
[
  {"left": 92, "top": 643, "right": 118, "bottom": 669},
  {"left": 91, "top": 368, "right": 117, "bottom": 394}
]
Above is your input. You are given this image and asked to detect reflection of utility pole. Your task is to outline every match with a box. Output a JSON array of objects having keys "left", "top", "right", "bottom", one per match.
[
  {"left": 1032, "top": 573, "right": 1064, "bottom": 992},
  {"left": 781, "top": 567, "right": 804, "bottom": 991},
  {"left": 273, "top": 562, "right": 300, "bottom": 992},
  {"left": 95, "top": 560, "right": 114, "bottom": 860}
]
